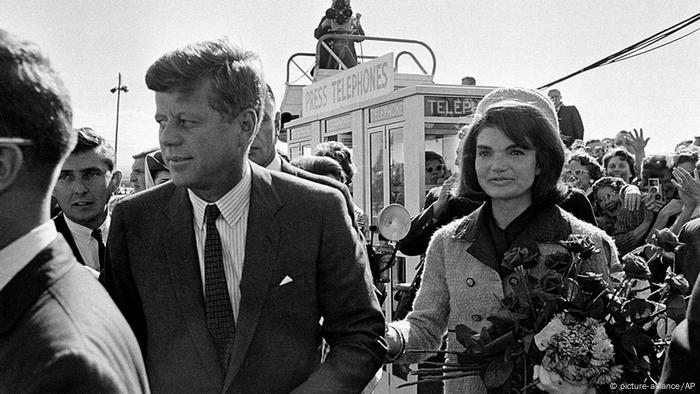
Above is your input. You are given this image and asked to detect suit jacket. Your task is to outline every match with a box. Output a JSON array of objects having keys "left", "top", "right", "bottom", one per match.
[
  {"left": 101, "top": 163, "right": 386, "bottom": 394},
  {"left": 53, "top": 213, "right": 84, "bottom": 265},
  {"left": 279, "top": 158, "right": 358, "bottom": 230},
  {"left": 0, "top": 236, "right": 149, "bottom": 394},
  {"left": 675, "top": 217, "right": 700, "bottom": 287},
  {"left": 557, "top": 104, "right": 584, "bottom": 146},
  {"left": 657, "top": 275, "right": 700, "bottom": 392}
]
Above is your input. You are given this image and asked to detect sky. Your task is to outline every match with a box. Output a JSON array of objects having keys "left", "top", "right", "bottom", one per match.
[{"left": 2, "top": 1, "right": 699, "bottom": 175}]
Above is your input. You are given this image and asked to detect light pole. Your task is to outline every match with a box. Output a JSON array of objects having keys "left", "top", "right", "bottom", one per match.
[{"left": 110, "top": 73, "right": 128, "bottom": 169}]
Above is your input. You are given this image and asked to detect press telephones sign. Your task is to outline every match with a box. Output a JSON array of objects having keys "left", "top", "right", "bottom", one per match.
[{"left": 424, "top": 96, "right": 481, "bottom": 117}]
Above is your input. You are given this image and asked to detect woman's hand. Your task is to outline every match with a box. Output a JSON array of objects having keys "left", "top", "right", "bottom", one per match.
[
  {"left": 672, "top": 167, "right": 700, "bottom": 206},
  {"left": 622, "top": 185, "right": 642, "bottom": 211},
  {"left": 534, "top": 365, "right": 596, "bottom": 394},
  {"left": 658, "top": 199, "right": 683, "bottom": 219},
  {"left": 626, "top": 128, "right": 650, "bottom": 154}
]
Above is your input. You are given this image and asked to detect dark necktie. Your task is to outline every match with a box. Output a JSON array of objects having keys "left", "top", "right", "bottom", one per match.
[
  {"left": 91, "top": 228, "right": 106, "bottom": 270},
  {"left": 203, "top": 204, "right": 235, "bottom": 368}
]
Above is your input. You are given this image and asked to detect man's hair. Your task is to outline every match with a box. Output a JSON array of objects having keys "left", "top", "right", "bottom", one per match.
[
  {"left": 675, "top": 149, "right": 698, "bottom": 169},
  {"left": 602, "top": 147, "right": 637, "bottom": 179},
  {"left": 312, "top": 141, "right": 356, "bottom": 184},
  {"left": 132, "top": 147, "right": 159, "bottom": 160},
  {"left": 72, "top": 127, "right": 115, "bottom": 171},
  {"left": 0, "top": 29, "right": 73, "bottom": 175},
  {"left": 458, "top": 103, "right": 567, "bottom": 206},
  {"left": 145, "top": 37, "right": 266, "bottom": 124}
]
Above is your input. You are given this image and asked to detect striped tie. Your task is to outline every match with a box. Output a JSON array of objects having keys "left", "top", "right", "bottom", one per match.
[{"left": 203, "top": 204, "right": 235, "bottom": 368}]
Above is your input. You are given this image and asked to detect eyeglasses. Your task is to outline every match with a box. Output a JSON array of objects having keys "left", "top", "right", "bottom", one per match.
[
  {"left": 0, "top": 137, "right": 33, "bottom": 146},
  {"left": 426, "top": 164, "right": 444, "bottom": 173}
]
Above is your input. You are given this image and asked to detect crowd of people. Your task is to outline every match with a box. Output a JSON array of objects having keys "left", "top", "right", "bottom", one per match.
[{"left": 1, "top": 20, "right": 699, "bottom": 394}]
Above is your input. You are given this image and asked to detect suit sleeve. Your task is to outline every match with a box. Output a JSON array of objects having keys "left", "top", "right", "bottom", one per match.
[
  {"left": 571, "top": 106, "right": 584, "bottom": 141},
  {"left": 99, "top": 202, "right": 148, "bottom": 352},
  {"left": 292, "top": 189, "right": 387, "bottom": 393},
  {"left": 26, "top": 351, "right": 148, "bottom": 394},
  {"left": 397, "top": 204, "right": 441, "bottom": 256}
]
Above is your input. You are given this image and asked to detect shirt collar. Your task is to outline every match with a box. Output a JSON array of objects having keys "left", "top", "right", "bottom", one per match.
[
  {"left": 64, "top": 214, "right": 110, "bottom": 239},
  {"left": 265, "top": 155, "right": 283, "bottom": 172},
  {"left": 0, "top": 221, "right": 58, "bottom": 291},
  {"left": 188, "top": 164, "right": 252, "bottom": 230}
]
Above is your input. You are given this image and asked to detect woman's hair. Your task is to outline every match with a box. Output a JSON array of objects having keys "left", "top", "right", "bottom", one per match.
[
  {"left": 569, "top": 151, "right": 604, "bottom": 182},
  {"left": 674, "top": 149, "right": 698, "bottom": 169},
  {"left": 458, "top": 103, "right": 567, "bottom": 206},
  {"left": 602, "top": 147, "right": 637, "bottom": 179},
  {"left": 425, "top": 150, "right": 444, "bottom": 164},
  {"left": 290, "top": 156, "right": 344, "bottom": 181},
  {"left": 312, "top": 141, "right": 355, "bottom": 184},
  {"left": 591, "top": 176, "right": 627, "bottom": 212}
]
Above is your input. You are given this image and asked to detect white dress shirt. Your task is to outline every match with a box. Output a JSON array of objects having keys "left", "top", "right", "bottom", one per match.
[
  {"left": 188, "top": 164, "right": 251, "bottom": 320},
  {"left": 64, "top": 215, "right": 110, "bottom": 271},
  {"left": 0, "top": 221, "right": 57, "bottom": 292}
]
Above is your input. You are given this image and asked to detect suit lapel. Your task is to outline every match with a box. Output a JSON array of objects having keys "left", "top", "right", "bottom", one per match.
[
  {"left": 53, "top": 214, "right": 84, "bottom": 265},
  {"left": 163, "top": 186, "right": 224, "bottom": 387},
  {"left": 223, "top": 164, "right": 282, "bottom": 390}
]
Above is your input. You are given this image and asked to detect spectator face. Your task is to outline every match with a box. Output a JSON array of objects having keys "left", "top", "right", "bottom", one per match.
[
  {"left": 475, "top": 126, "right": 539, "bottom": 206},
  {"left": 642, "top": 168, "right": 675, "bottom": 202},
  {"left": 130, "top": 156, "right": 146, "bottom": 192},
  {"left": 565, "top": 159, "right": 592, "bottom": 190},
  {"left": 425, "top": 158, "right": 446, "bottom": 185},
  {"left": 248, "top": 97, "right": 278, "bottom": 167},
  {"left": 153, "top": 170, "right": 171, "bottom": 185},
  {"left": 156, "top": 79, "right": 254, "bottom": 200},
  {"left": 595, "top": 186, "right": 620, "bottom": 217},
  {"left": 586, "top": 141, "right": 605, "bottom": 159},
  {"left": 547, "top": 90, "right": 562, "bottom": 107},
  {"left": 53, "top": 150, "right": 121, "bottom": 229},
  {"left": 676, "top": 160, "right": 696, "bottom": 174},
  {"left": 606, "top": 156, "right": 632, "bottom": 183}
]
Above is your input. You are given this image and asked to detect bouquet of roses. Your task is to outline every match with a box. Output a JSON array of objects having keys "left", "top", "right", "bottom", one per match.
[{"left": 534, "top": 313, "right": 623, "bottom": 386}]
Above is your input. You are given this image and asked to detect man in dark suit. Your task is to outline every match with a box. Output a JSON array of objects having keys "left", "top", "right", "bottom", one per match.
[
  {"left": 657, "top": 275, "right": 700, "bottom": 391},
  {"left": 101, "top": 38, "right": 386, "bottom": 393},
  {"left": 52, "top": 127, "right": 121, "bottom": 271},
  {"left": 0, "top": 28, "right": 149, "bottom": 393},
  {"left": 548, "top": 89, "right": 584, "bottom": 147}
]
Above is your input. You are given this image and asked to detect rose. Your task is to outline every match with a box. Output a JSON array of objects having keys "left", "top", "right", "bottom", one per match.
[
  {"left": 665, "top": 273, "right": 690, "bottom": 295},
  {"left": 559, "top": 235, "right": 600, "bottom": 260},
  {"left": 544, "top": 252, "right": 572, "bottom": 274},
  {"left": 621, "top": 254, "right": 651, "bottom": 280},
  {"left": 591, "top": 338, "right": 615, "bottom": 363},
  {"left": 534, "top": 315, "right": 568, "bottom": 350},
  {"left": 501, "top": 246, "right": 540, "bottom": 271},
  {"left": 577, "top": 272, "right": 608, "bottom": 295}
]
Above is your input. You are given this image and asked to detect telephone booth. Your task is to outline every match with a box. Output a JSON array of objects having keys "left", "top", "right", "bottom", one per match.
[{"left": 281, "top": 36, "right": 495, "bottom": 392}]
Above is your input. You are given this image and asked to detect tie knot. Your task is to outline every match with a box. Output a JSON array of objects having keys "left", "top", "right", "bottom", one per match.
[
  {"left": 205, "top": 204, "right": 221, "bottom": 224},
  {"left": 91, "top": 228, "right": 103, "bottom": 243}
]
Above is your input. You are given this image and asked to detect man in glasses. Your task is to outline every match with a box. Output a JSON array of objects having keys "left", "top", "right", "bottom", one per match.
[{"left": 0, "top": 29, "right": 148, "bottom": 392}]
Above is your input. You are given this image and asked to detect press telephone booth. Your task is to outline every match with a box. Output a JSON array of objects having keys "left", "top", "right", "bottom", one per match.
[{"left": 281, "top": 36, "right": 495, "bottom": 392}]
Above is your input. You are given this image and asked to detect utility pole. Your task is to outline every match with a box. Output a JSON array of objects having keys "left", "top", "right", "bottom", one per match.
[{"left": 110, "top": 73, "right": 128, "bottom": 168}]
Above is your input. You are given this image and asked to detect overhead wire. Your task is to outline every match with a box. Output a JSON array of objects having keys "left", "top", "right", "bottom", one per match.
[{"left": 538, "top": 12, "right": 700, "bottom": 90}]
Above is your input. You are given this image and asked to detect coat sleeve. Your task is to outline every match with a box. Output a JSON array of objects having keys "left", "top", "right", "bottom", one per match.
[
  {"left": 99, "top": 202, "right": 148, "bottom": 352},
  {"left": 292, "top": 188, "right": 387, "bottom": 393},
  {"left": 571, "top": 106, "right": 584, "bottom": 141},
  {"left": 390, "top": 229, "right": 451, "bottom": 364}
]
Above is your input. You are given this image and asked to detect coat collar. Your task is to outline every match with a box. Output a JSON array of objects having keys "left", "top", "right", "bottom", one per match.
[{"left": 454, "top": 204, "right": 572, "bottom": 272}]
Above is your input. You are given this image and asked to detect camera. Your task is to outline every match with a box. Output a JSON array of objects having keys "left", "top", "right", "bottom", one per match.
[{"left": 648, "top": 178, "right": 664, "bottom": 202}]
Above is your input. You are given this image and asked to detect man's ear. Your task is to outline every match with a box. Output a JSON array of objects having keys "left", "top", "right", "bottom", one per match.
[
  {"left": 274, "top": 111, "right": 281, "bottom": 138},
  {"left": 236, "top": 108, "right": 259, "bottom": 146},
  {"left": 0, "top": 145, "right": 24, "bottom": 193},
  {"left": 108, "top": 170, "right": 122, "bottom": 194}
]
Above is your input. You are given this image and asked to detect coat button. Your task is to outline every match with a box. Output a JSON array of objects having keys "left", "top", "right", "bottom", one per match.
[
  {"left": 466, "top": 278, "right": 475, "bottom": 287},
  {"left": 509, "top": 277, "right": 519, "bottom": 286},
  {"left": 471, "top": 314, "right": 482, "bottom": 322}
]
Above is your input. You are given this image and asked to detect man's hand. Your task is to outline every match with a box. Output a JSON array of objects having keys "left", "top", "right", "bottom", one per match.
[
  {"left": 432, "top": 173, "right": 458, "bottom": 221},
  {"left": 626, "top": 128, "right": 650, "bottom": 154},
  {"left": 672, "top": 167, "right": 700, "bottom": 206}
]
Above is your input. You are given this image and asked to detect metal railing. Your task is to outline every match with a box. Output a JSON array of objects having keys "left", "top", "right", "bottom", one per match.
[{"left": 285, "top": 34, "right": 436, "bottom": 85}]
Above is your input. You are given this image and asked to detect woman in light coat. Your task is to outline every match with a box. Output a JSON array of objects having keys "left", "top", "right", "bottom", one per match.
[{"left": 386, "top": 88, "right": 618, "bottom": 394}]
